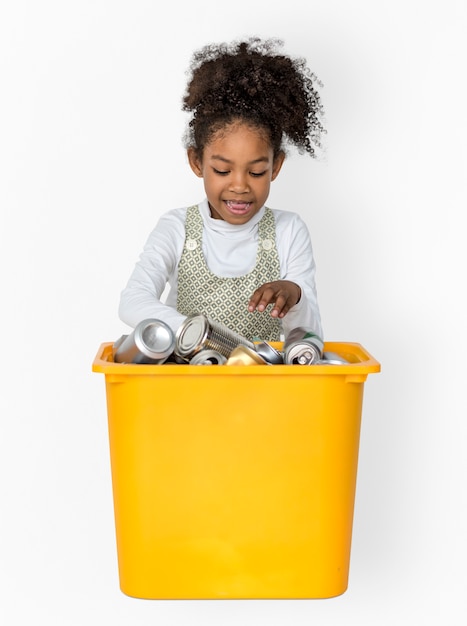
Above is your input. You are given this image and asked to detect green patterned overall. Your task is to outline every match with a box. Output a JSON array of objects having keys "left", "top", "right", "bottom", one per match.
[{"left": 177, "top": 205, "right": 282, "bottom": 341}]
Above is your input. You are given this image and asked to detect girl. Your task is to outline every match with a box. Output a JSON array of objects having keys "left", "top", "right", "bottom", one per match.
[{"left": 118, "top": 37, "right": 326, "bottom": 342}]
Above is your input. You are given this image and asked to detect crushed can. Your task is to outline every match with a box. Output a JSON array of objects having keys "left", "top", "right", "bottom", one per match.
[
  {"left": 283, "top": 327, "right": 324, "bottom": 365},
  {"left": 113, "top": 318, "right": 175, "bottom": 364},
  {"left": 254, "top": 341, "right": 284, "bottom": 364},
  {"left": 175, "top": 313, "right": 255, "bottom": 360},
  {"left": 226, "top": 345, "right": 268, "bottom": 366}
]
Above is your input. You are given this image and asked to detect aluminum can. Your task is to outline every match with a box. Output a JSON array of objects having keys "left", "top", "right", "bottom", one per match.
[
  {"left": 254, "top": 341, "right": 284, "bottom": 365},
  {"left": 175, "top": 313, "right": 255, "bottom": 360},
  {"left": 283, "top": 327, "right": 324, "bottom": 365},
  {"left": 226, "top": 345, "right": 268, "bottom": 366},
  {"left": 112, "top": 333, "right": 128, "bottom": 355},
  {"left": 189, "top": 349, "right": 227, "bottom": 365},
  {"left": 319, "top": 351, "right": 349, "bottom": 365},
  {"left": 113, "top": 318, "right": 175, "bottom": 364}
]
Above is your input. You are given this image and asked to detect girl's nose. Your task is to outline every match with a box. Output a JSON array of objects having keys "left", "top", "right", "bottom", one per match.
[{"left": 229, "top": 172, "right": 250, "bottom": 193}]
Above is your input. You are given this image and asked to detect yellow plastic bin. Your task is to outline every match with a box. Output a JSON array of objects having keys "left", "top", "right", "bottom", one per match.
[{"left": 92, "top": 341, "right": 380, "bottom": 600}]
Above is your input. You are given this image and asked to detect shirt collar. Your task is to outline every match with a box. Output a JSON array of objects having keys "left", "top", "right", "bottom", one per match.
[{"left": 198, "top": 198, "right": 265, "bottom": 236}]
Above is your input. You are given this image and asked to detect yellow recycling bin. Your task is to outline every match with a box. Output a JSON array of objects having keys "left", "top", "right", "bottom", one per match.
[{"left": 92, "top": 341, "right": 380, "bottom": 600}]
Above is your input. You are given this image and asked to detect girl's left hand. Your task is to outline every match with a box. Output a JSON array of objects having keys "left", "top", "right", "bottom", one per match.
[{"left": 248, "top": 281, "right": 301, "bottom": 318}]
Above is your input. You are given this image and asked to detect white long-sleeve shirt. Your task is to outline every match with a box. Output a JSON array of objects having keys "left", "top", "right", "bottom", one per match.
[{"left": 118, "top": 198, "right": 323, "bottom": 339}]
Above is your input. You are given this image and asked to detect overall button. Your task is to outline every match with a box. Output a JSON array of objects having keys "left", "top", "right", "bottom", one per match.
[{"left": 261, "top": 239, "right": 273, "bottom": 251}]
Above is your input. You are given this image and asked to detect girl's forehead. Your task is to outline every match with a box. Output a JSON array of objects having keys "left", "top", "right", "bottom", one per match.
[{"left": 209, "top": 121, "right": 270, "bottom": 146}]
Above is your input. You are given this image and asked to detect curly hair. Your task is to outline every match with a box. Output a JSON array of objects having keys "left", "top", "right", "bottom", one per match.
[{"left": 182, "top": 37, "right": 326, "bottom": 159}]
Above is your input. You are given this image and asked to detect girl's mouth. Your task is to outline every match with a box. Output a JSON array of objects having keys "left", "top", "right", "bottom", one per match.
[{"left": 225, "top": 200, "right": 252, "bottom": 214}]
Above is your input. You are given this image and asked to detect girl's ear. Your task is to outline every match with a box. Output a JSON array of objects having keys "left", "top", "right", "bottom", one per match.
[
  {"left": 271, "top": 151, "right": 286, "bottom": 181},
  {"left": 187, "top": 148, "right": 203, "bottom": 177}
]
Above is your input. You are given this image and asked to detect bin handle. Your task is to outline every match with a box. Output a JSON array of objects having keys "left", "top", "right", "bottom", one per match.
[{"left": 344, "top": 374, "right": 369, "bottom": 384}]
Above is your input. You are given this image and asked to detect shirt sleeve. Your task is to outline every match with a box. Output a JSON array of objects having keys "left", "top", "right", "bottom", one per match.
[
  {"left": 118, "top": 209, "right": 188, "bottom": 333},
  {"left": 274, "top": 211, "right": 324, "bottom": 340},
  {"left": 119, "top": 206, "right": 323, "bottom": 341}
]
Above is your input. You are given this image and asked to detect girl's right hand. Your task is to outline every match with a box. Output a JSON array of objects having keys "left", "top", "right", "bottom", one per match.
[{"left": 248, "top": 280, "right": 301, "bottom": 319}]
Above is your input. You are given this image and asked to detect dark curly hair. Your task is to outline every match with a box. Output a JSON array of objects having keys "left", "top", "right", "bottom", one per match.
[{"left": 182, "top": 37, "right": 326, "bottom": 160}]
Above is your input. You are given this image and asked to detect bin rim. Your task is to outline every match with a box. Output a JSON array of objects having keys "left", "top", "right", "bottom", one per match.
[{"left": 92, "top": 341, "right": 380, "bottom": 377}]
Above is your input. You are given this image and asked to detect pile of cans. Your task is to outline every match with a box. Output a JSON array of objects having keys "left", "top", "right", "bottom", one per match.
[{"left": 113, "top": 313, "right": 347, "bottom": 366}]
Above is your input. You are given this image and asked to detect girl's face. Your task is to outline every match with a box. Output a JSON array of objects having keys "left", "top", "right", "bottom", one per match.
[{"left": 187, "top": 122, "right": 285, "bottom": 225}]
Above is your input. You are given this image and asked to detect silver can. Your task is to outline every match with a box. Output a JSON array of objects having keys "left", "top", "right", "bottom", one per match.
[
  {"left": 175, "top": 313, "right": 255, "bottom": 360},
  {"left": 254, "top": 341, "right": 284, "bottom": 364},
  {"left": 320, "top": 351, "right": 349, "bottom": 365},
  {"left": 283, "top": 327, "right": 324, "bottom": 365},
  {"left": 189, "top": 349, "right": 227, "bottom": 365},
  {"left": 112, "top": 333, "right": 128, "bottom": 354},
  {"left": 113, "top": 318, "right": 175, "bottom": 364}
]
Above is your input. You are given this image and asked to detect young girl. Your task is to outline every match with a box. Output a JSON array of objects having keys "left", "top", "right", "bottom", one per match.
[{"left": 118, "top": 37, "right": 326, "bottom": 342}]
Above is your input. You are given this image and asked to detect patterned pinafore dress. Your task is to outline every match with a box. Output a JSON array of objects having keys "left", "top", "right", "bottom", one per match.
[{"left": 176, "top": 205, "right": 282, "bottom": 341}]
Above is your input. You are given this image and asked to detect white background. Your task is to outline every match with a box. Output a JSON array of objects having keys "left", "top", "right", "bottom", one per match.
[{"left": 1, "top": 1, "right": 466, "bottom": 624}]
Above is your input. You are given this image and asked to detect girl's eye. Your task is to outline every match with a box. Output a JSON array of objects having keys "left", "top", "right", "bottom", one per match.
[
  {"left": 250, "top": 171, "right": 267, "bottom": 178},
  {"left": 213, "top": 168, "right": 229, "bottom": 176}
]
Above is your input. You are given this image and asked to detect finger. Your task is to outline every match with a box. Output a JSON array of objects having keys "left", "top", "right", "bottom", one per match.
[
  {"left": 247, "top": 289, "right": 263, "bottom": 311},
  {"left": 270, "top": 293, "right": 290, "bottom": 317},
  {"left": 248, "top": 286, "right": 275, "bottom": 312},
  {"left": 248, "top": 292, "right": 263, "bottom": 312}
]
